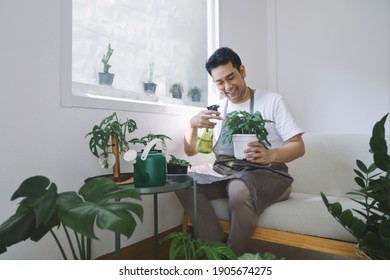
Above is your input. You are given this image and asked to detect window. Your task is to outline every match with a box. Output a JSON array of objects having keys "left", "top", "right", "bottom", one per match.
[{"left": 61, "top": 0, "right": 220, "bottom": 115}]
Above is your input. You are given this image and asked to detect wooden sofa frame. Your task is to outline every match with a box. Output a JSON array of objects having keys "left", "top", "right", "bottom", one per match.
[{"left": 183, "top": 214, "right": 357, "bottom": 259}]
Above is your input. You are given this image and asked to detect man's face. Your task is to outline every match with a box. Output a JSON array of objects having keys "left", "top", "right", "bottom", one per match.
[{"left": 211, "top": 62, "right": 248, "bottom": 104}]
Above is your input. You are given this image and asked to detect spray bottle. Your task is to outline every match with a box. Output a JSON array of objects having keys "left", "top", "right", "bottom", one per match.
[{"left": 195, "top": 104, "right": 219, "bottom": 154}]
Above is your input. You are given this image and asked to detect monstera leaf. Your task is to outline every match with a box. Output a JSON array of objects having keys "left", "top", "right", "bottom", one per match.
[
  {"left": 0, "top": 176, "right": 143, "bottom": 258},
  {"left": 57, "top": 177, "right": 143, "bottom": 239}
]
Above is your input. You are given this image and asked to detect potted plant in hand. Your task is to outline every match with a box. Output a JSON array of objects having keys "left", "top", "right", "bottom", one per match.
[
  {"left": 188, "top": 86, "right": 201, "bottom": 102},
  {"left": 169, "top": 82, "right": 184, "bottom": 99},
  {"left": 86, "top": 112, "right": 137, "bottom": 182},
  {"left": 223, "top": 110, "right": 274, "bottom": 159},
  {"left": 143, "top": 63, "right": 157, "bottom": 94},
  {"left": 321, "top": 113, "right": 390, "bottom": 260},
  {"left": 0, "top": 175, "right": 143, "bottom": 259},
  {"left": 99, "top": 43, "right": 115, "bottom": 86}
]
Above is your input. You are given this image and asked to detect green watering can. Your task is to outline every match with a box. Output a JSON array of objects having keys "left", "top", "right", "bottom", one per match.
[{"left": 124, "top": 138, "right": 167, "bottom": 187}]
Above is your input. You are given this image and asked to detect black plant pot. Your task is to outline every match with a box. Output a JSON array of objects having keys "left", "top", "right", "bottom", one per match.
[
  {"left": 167, "top": 163, "right": 188, "bottom": 182},
  {"left": 99, "top": 72, "right": 115, "bottom": 86},
  {"left": 143, "top": 82, "right": 157, "bottom": 94}
]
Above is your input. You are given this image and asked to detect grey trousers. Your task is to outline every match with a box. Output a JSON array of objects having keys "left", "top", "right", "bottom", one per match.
[{"left": 176, "top": 179, "right": 291, "bottom": 256}]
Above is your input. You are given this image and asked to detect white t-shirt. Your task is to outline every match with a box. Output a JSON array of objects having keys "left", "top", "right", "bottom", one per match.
[{"left": 213, "top": 90, "right": 304, "bottom": 149}]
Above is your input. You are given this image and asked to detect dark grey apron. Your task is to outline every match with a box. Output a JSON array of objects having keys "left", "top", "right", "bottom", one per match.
[{"left": 190, "top": 88, "right": 293, "bottom": 213}]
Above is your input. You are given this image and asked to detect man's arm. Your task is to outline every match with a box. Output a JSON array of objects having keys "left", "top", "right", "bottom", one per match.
[{"left": 245, "top": 134, "right": 305, "bottom": 164}]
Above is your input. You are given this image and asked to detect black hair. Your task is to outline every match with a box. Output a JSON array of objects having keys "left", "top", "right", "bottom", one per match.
[{"left": 205, "top": 47, "right": 242, "bottom": 76}]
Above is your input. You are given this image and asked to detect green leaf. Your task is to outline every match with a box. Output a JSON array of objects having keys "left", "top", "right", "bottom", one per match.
[
  {"left": 356, "top": 160, "right": 368, "bottom": 173},
  {"left": 56, "top": 178, "right": 143, "bottom": 239},
  {"left": 330, "top": 202, "right": 342, "bottom": 217},
  {"left": 0, "top": 206, "right": 36, "bottom": 253},
  {"left": 350, "top": 219, "right": 367, "bottom": 239},
  {"left": 320, "top": 192, "right": 330, "bottom": 208},
  {"left": 11, "top": 176, "right": 58, "bottom": 228},
  {"left": 339, "top": 209, "right": 354, "bottom": 227},
  {"left": 354, "top": 177, "right": 366, "bottom": 188}
]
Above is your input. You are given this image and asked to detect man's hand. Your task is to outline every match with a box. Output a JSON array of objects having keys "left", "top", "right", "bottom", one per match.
[
  {"left": 190, "top": 109, "right": 222, "bottom": 129},
  {"left": 244, "top": 141, "right": 273, "bottom": 164},
  {"left": 244, "top": 134, "right": 305, "bottom": 164}
]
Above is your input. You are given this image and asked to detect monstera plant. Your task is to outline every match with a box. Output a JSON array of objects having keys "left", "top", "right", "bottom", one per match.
[
  {"left": 321, "top": 113, "right": 390, "bottom": 260},
  {"left": 0, "top": 176, "right": 143, "bottom": 259}
]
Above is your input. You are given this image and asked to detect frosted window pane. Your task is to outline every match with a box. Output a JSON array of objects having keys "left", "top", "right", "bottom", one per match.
[{"left": 72, "top": 0, "right": 209, "bottom": 107}]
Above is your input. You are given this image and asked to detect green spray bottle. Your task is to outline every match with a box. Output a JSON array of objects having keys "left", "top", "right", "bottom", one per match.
[{"left": 195, "top": 104, "right": 219, "bottom": 154}]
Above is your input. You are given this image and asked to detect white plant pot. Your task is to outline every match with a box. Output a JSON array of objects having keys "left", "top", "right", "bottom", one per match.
[{"left": 232, "top": 134, "right": 258, "bottom": 159}]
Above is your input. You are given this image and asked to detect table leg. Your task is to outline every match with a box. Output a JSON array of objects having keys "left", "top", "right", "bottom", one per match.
[
  {"left": 153, "top": 193, "right": 159, "bottom": 259},
  {"left": 115, "top": 232, "right": 120, "bottom": 259},
  {"left": 193, "top": 180, "right": 198, "bottom": 239}
]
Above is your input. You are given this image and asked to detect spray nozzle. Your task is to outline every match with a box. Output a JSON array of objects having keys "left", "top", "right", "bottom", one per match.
[{"left": 207, "top": 104, "right": 219, "bottom": 111}]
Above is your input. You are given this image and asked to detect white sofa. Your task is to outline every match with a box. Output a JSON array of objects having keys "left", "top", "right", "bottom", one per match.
[{"left": 184, "top": 133, "right": 374, "bottom": 258}]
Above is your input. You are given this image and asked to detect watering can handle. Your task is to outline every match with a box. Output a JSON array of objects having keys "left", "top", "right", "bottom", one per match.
[{"left": 141, "top": 138, "right": 167, "bottom": 160}]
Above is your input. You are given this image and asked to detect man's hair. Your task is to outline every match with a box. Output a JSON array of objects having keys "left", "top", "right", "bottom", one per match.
[{"left": 205, "top": 47, "right": 242, "bottom": 76}]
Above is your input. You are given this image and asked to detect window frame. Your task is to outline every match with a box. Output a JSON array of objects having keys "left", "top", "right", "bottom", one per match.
[{"left": 60, "top": 0, "right": 220, "bottom": 115}]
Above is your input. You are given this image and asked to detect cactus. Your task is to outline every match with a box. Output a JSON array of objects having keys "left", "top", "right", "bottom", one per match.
[{"left": 101, "top": 43, "right": 114, "bottom": 73}]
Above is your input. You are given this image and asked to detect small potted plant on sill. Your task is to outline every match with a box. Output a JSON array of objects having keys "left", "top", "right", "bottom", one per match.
[
  {"left": 86, "top": 112, "right": 137, "bottom": 182},
  {"left": 99, "top": 43, "right": 115, "bottom": 86},
  {"left": 188, "top": 86, "right": 201, "bottom": 102},
  {"left": 223, "top": 110, "right": 274, "bottom": 159},
  {"left": 321, "top": 113, "right": 390, "bottom": 260},
  {"left": 143, "top": 63, "right": 157, "bottom": 94},
  {"left": 0, "top": 175, "right": 143, "bottom": 259},
  {"left": 169, "top": 82, "right": 184, "bottom": 99}
]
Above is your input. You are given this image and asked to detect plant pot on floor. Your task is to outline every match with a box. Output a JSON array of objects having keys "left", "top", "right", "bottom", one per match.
[
  {"left": 143, "top": 82, "right": 157, "bottom": 94},
  {"left": 232, "top": 134, "right": 258, "bottom": 160},
  {"left": 99, "top": 72, "right": 115, "bottom": 86}
]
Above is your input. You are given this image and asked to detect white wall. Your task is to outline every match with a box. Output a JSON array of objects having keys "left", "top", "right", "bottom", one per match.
[
  {"left": 0, "top": 0, "right": 388, "bottom": 260},
  {"left": 220, "top": 0, "right": 389, "bottom": 134}
]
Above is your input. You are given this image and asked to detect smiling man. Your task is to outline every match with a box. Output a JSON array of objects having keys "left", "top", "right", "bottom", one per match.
[{"left": 176, "top": 47, "right": 305, "bottom": 256}]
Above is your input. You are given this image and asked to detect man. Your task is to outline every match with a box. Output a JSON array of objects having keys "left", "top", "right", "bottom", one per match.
[{"left": 176, "top": 47, "right": 305, "bottom": 255}]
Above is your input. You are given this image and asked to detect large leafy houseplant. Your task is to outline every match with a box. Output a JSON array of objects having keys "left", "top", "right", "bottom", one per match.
[
  {"left": 321, "top": 113, "right": 390, "bottom": 260},
  {"left": 86, "top": 112, "right": 137, "bottom": 181},
  {"left": 0, "top": 176, "right": 143, "bottom": 259}
]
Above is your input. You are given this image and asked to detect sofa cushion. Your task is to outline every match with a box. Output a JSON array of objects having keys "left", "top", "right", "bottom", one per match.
[
  {"left": 210, "top": 192, "right": 362, "bottom": 242},
  {"left": 287, "top": 133, "right": 372, "bottom": 196}
]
